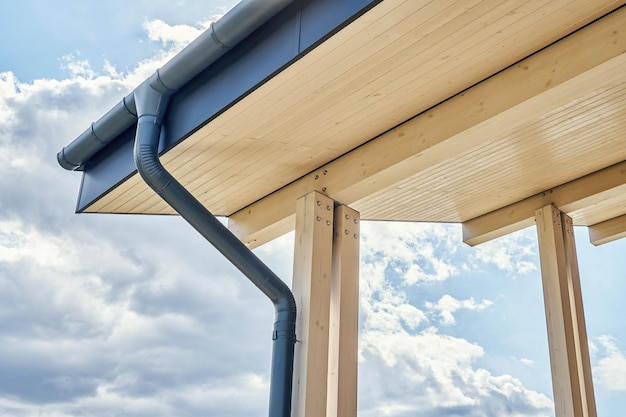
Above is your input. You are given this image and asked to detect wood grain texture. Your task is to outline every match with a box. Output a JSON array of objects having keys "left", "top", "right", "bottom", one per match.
[
  {"left": 84, "top": 1, "right": 626, "bottom": 248},
  {"left": 535, "top": 206, "right": 597, "bottom": 417}
]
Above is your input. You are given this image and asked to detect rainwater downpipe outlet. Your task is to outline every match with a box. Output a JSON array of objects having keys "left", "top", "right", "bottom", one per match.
[{"left": 133, "top": 79, "right": 297, "bottom": 417}]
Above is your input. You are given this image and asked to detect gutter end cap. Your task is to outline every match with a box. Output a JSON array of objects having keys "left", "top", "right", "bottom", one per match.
[{"left": 57, "top": 148, "right": 82, "bottom": 171}]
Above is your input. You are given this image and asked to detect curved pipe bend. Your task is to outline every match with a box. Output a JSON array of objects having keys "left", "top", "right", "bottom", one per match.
[
  {"left": 133, "top": 82, "right": 296, "bottom": 417},
  {"left": 58, "top": 1, "right": 299, "bottom": 414}
]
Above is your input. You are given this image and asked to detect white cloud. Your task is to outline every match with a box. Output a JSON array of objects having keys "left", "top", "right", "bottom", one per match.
[
  {"left": 518, "top": 358, "right": 536, "bottom": 367},
  {"left": 358, "top": 222, "right": 552, "bottom": 416},
  {"left": 0, "top": 209, "right": 275, "bottom": 416},
  {"left": 143, "top": 19, "right": 206, "bottom": 49},
  {"left": 60, "top": 54, "right": 98, "bottom": 79},
  {"left": 0, "top": 371, "right": 269, "bottom": 417},
  {"left": 359, "top": 259, "right": 430, "bottom": 336},
  {"left": 361, "top": 222, "right": 459, "bottom": 285},
  {"left": 425, "top": 294, "right": 494, "bottom": 326},
  {"left": 594, "top": 335, "right": 626, "bottom": 391},
  {"left": 468, "top": 229, "right": 538, "bottom": 274},
  {"left": 359, "top": 326, "right": 553, "bottom": 417},
  {"left": 0, "top": 14, "right": 279, "bottom": 417},
  {"left": 0, "top": 72, "right": 19, "bottom": 128}
]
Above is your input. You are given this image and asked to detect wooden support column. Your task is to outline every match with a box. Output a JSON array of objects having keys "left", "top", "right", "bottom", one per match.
[
  {"left": 327, "top": 205, "right": 360, "bottom": 417},
  {"left": 291, "top": 191, "right": 334, "bottom": 417},
  {"left": 535, "top": 205, "right": 597, "bottom": 417}
]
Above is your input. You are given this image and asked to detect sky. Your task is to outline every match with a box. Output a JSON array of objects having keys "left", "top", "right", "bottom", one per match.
[{"left": 0, "top": 1, "right": 624, "bottom": 416}]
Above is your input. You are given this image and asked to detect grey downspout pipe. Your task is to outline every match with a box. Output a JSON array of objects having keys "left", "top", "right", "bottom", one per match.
[
  {"left": 58, "top": 1, "right": 298, "bottom": 415},
  {"left": 133, "top": 81, "right": 296, "bottom": 417}
]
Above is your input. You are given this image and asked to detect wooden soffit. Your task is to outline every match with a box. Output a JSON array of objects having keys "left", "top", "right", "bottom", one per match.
[{"left": 85, "top": 0, "right": 626, "bottom": 247}]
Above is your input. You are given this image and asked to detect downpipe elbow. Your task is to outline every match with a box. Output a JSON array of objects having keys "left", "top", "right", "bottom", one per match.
[
  {"left": 134, "top": 116, "right": 172, "bottom": 194},
  {"left": 133, "top": 80, "right": 172, "bottom": 194}
]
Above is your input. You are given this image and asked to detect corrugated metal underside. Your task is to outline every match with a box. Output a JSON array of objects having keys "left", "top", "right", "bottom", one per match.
[{"left": 85, "top": 0, "right": 626, "bottom": 229}]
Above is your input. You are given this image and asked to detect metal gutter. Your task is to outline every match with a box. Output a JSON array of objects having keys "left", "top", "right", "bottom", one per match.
[
  {"left": 57, "top": 1, "right": 297, "bottom": 416},
  {"left": 57, "top": 0, "right": 294, "bottom": 171}
]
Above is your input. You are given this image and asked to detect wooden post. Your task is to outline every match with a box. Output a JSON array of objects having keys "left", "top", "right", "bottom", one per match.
[
  {"left": 291, "top": 191, "right": 334, "bottom": 417},
  {"left": 561, "top": 212, "right": 597, "bottom": 417},
  {"left": 535, "top": 205, "right": 597, "bottom": 417},
  {"left": 327, "top": 205, "right": 360, "bottom": 417}
]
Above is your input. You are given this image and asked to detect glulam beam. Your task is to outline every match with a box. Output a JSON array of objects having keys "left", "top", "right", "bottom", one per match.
[
  {"left": 463, "top": 161, "right": 626, "bottom": 246},
  {"left": 589, "top": 214, "right": 626, "bottom": 246}
]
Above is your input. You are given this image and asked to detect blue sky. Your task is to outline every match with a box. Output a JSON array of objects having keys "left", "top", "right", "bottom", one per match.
[{"left": 0, "top": 1, "right": 624, "bottom": 416}]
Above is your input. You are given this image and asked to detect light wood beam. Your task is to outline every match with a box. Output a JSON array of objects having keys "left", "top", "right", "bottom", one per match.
[
  {"left": 327, "top": 205, "right": 360, "bottom": 417},
  {"left": 291, "top": 191, "right": 334, "bottom": 417},
  {"left": 229, "top": 7, "right": 626, "bottom": 248},
  {"left": 535, "top": 205, "right": 597, "bottom": 417},
  {"left": 463, "top": 161, "right": 626, "bottom": 246},
  {"left": 589, "top": 214, "right": 626, "bottom": 245}
]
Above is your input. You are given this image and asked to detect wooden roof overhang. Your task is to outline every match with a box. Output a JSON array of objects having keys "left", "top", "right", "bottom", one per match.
[{"left": 80, "top": 0, "right": 626, "bottom": 248}]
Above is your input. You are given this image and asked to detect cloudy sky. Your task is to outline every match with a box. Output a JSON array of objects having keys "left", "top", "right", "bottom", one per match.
[{"left": 1, "top": 1, "right": 624, "bottom": 416}]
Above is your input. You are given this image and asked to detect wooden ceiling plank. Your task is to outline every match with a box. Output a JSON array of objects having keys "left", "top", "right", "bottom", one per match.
[
  {"left": 178, "top": 0, "right": 560, "bottom": 177},
  {"left": 184, "top": 142, "right": 328, "bottom": 194},
  {"left": 223, "top": 0, "right": 479, "bottom": 140},
  {"left": 268, "top": 0, "right": 617, "bottom": 152},
  {"left": 350, "top": 89, "right": 621, "bottom": 198},
  {"left": 160, "top": 0, "right": 423, "bottom": 172},
  {"left": 254, "top": 0, "right": 555, "bottom": 150},
  {"left": 370, "top": 148, "right": 620, "bottom": 224},
  {"left": 137, "top": 197, "right": 173, "bottom": 215},
  {"left": 316, "top": 50, "right": 619, "bottom": 169},
  {"left": 173, "top": 137, "right": 263, "bottom": 187},
  {"left": 376, "top": 98, "right": 626, "bottom": 221},
  {"left": 228, "top": 8, "right": 626, "bottom": 248},
  {"left": 164, "top": 0, "right": 621, "bottom": 166},
  {"left": 368, "top": 74, "right": 626, "bottom": 207},
  {"left": 185, "top": 145, "right": 328, "bottom": 215},
  {"left": 161, "top": 0, "right": 481, "bottom": 189},
  {"left": 112, "top": 186, "right": 162, "bottom": 214},
  {"left": 86, "top": 173, "right": 142, "bottom": 213},
  {"left": 283, "top": 80, "right": 626, "bottom": 221}
]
